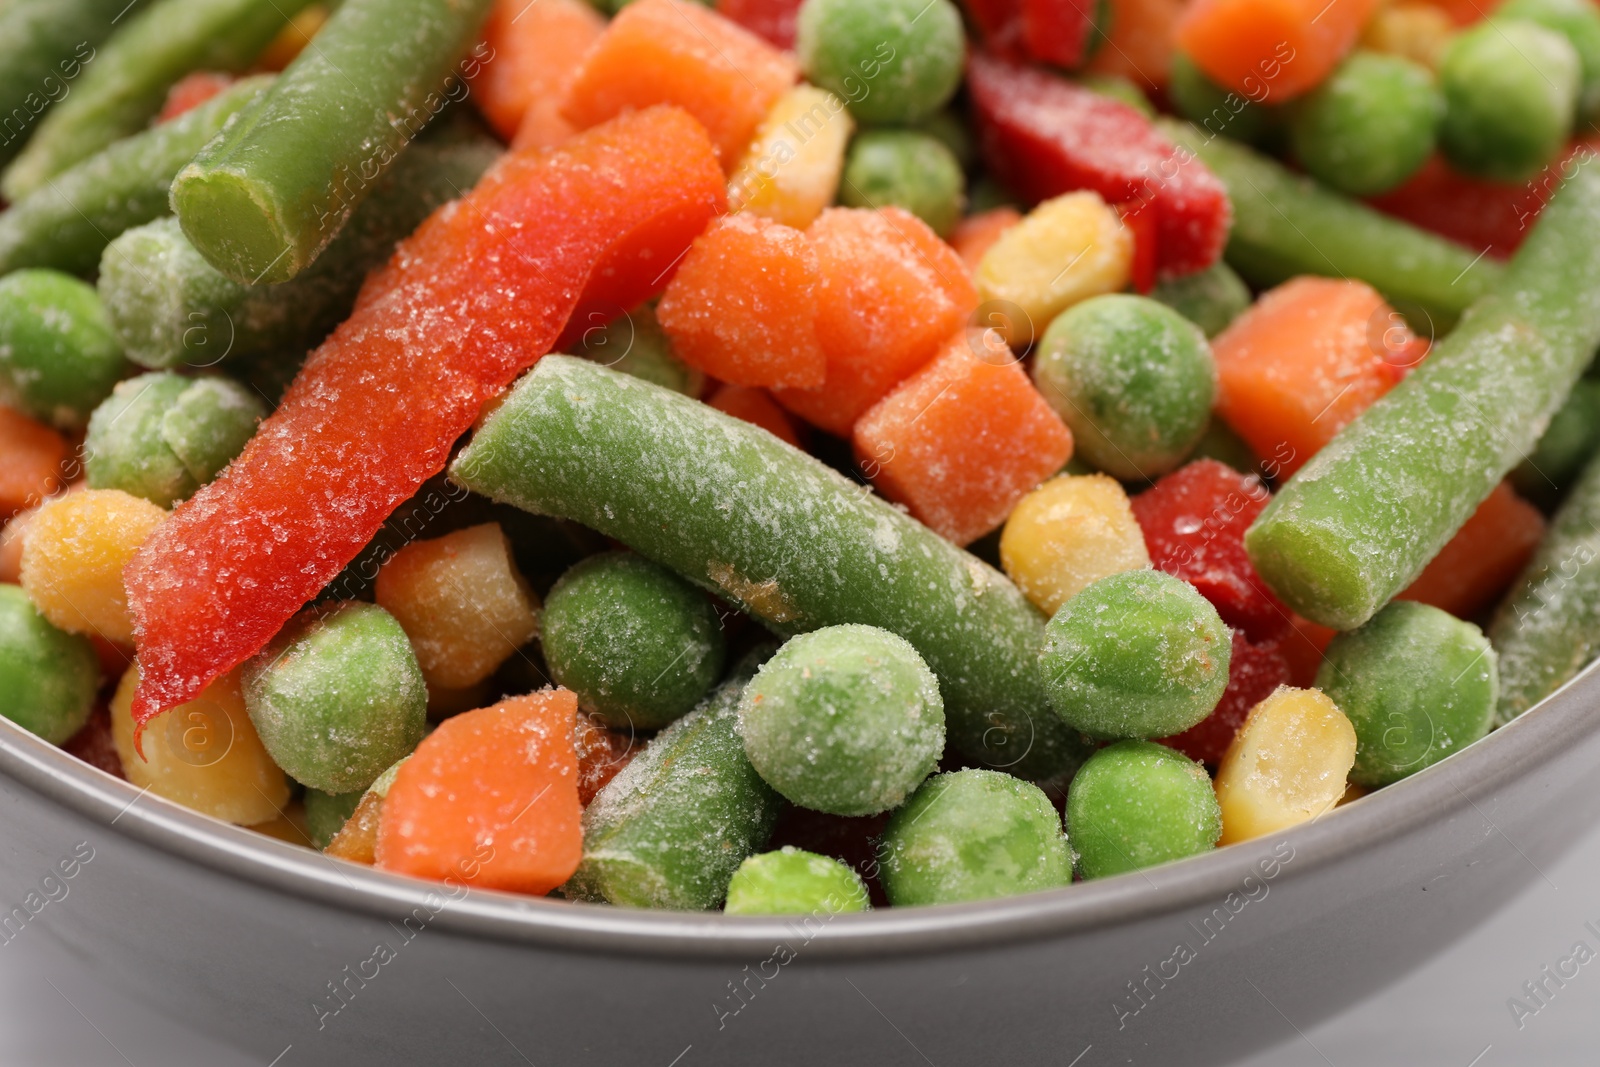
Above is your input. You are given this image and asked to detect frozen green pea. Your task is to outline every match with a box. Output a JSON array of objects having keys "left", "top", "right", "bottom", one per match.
[
  {"left": 303, "top": 788, "right": 363, "bottom": 850},
  {"left": 1168, "top": 52, "right": 1278, "bottom": 146},
  {"left": 724, "top": 847, "right": 870, "bottom": 915},
  {"left": 796, "top": 0, "right": 965, "bottom": 124},
  {"left": 541, "top": 552, "right": 725, "bottom": 731},
  {"left": 84, "top": 372, "right": 265, "bottom": 508},
  {"left": 1066, "top": 740, "right": 1222, "bottom": 880},
  {"left": 1150, "top": 260, "right": 1252, "bottom": 339},
  {"left": 1511, "top": 380, "right": 1600, "bottom": 509},
  {"left": 1439, "top": 20, "right": 1579, "bottom": 181},
  {"left": 0, "top": 584, "right": 99, "bottom": 745},
  {"left": 879, "top": 769, "right": 1072, "bottom": 906},
  {"left": 241, "top": 602, "right": 427, "bottom": 794},
  {"left": 1288, "top": 51, "right": 1441, "bottom": 196},
  {"left": 1041, "top": 570, "right": 1232, "bottom": 740},
  {"left": 575, "top": 304, "right": 705, "bottom": 397},
  {"left": 1034, "top": 294, "right": 1216, "bottom": 481},
  {"left": 839, "top": 130, "right": 964, "bottom": 237},
  {"left": 1317, "top": 601, "right": 1498, "bottom": 787},
  {"left": 0, "top": 269, "right": 128, "bottom": 430},
  {"left": 738, "top": 624, "right": 944, "bottom": 816},
  {"left": 1498, "top": 0, "right": 1600, "bottom": 119}
]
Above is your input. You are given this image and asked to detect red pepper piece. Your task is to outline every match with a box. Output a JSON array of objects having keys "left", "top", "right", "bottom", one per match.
[
  {"left": 966, "top": 52, "right": 1231, "bottom": 279},
  {"left": 1022, "top": 0, "right": 1099, "bottom": 68},
  {"left": 125, "top": 107, "right": 726, "bottom": 736},
  {"left": 1117, "top": 198, "right": 1158, "bottom": 294},
  {"left": 715, "top": 0, "right": 805, "bottom": 49},
  {"left": 1130, "top": 459, "right": 1290, "bottom": 642},
  {"left": 1159, "top": 630, "right": 1292, "bottom": 765}
]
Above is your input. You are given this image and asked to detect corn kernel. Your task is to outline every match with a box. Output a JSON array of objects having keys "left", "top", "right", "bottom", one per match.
[
  {"left": 110, "top": 665, "right": 290, "bottom": 825},
  {"left": 728, "top": 85, "right": 854, "bottom": 230},
  {"left": 20, "top": 489, "right": 165, "bottom": 644},
  {"left": 374, "top": 523, "right": 539, "bottom": 690},
  {"left": 1215, "top": 686, "right": 1357, "bottom": 845},
  {"left": 999, "top": 474, "right": 1151, "bottom": 616},
  {"left": 1362, "top": 4, "right": 1457, "bottom": 71},
  {"left": 976, "top": 190, "right": 1134, "bottom": 346}
]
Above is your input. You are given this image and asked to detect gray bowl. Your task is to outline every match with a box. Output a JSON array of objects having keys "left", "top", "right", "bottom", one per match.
[{"left": 3, "top": 661, "right": 1599, "bottom": 1067}]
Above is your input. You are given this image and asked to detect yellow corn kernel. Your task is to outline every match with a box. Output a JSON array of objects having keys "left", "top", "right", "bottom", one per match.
[
  {"left": 255, "top": 4, "right": 329, "bottom": 71},
  {"left": 1361, "top": 4, "right": 1457, "bottom": 71},
  {"left": 728, "top": 85, "right": 854, "bottom": 229},
  {"left": 374, "top": 523, "right": 539, "bottom": 690},
  {"left": 999, "top": 474, "right": 1151, "bottom": 616},
  {"left": 110, "top": 665, "right": 290, "bottom": 825},
  {"left": 1215, "top": 686, "right": 1357, "bottom": 846},
  {"left": 976, "top": 190, "right": 1134, "bottom": 347},
  {"left": 20, "top": 489, "right": 165, "bottom": 644}
]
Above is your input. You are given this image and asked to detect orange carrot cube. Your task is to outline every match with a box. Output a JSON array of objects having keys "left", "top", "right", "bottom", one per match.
[
  {"left": 950, "top": 207, "right": 1022, "bottom": 274},
  {"left": 853, "top": 331, "right": 1074, "bottom": 546},
  {"left": 656, "top": 214, "right": 826, "bottom": 389},
  {"left": 477, "top": 0, "right": 606, "bottom": 145},
  {"left": 375, "top": 689, "right": 582, "bottom": 895},
  {"left": 0, "top": 406, "right": 69, "bottom": 518},
  {"left": 1399, "top": 481, "right": 1545, "bottom": 619},
  {"left": 1176, "top": 0, "right": 1384, "bottom": 101},
  {"left": 707, "top": 383, "right": 805, "bottom": 448}
]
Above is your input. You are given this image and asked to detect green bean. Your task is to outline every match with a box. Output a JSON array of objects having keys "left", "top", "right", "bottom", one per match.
[
  {"left": 1510, "top": 379, "right": 1600, "bottom": 509},
  {"left": 0, "top": 75, "right": 270, "bottom": 277},
  {"left": 1161, "top": 119, "right": 1503, "bottom": 329},
  {"left": 0, "top": 0, "right": 126, "bottom": 169},
  {"left": 1247, "top": 156, "right": 1600, "bottom": 630},
  {"left": 170, "top": 0, "right": 496, "bottom": 284},
  {"left": 1, "top": 0, "right": 309, "bottom": 201},
  {"left": 452, "top": 356, "right": 1090, "bottom": 781}
]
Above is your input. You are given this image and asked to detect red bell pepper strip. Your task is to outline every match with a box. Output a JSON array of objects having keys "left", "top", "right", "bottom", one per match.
[
  {"left": 1021, "top": 0, "right": 1099, "bottom": 68},
  {"left": 124, "top": 106, "right": 725, "bottom": 740},
  {"left": 966, "top": 51, "right": 1231, "bottom": 279},
  {"left": 715, "top": 0, "right": 804, "bottom": 50}
]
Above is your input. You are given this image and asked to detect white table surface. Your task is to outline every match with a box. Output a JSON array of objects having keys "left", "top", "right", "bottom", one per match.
[{"left": 4, "top": 818, "right": 1600, "bottom": 1067}]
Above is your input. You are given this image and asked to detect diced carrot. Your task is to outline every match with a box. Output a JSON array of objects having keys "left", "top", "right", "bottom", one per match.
[
  {"left": 376, "top": 690, "right": 582, "bottom": 894},
  {"left": 1083, "top": 0, "right": 1187, "bottom": 89},
  {"left": 708, "top": 383, "right": 805, "bottom": 448},
  {"left": 561, "top": 0, "right": 799, "bottom": 168},
  {"left": 656, "top": 214, "right": 826, "bottom": 389},
  {"left": 853, "top": 330, "right": 1074, "bottom": 546},
  {"left": 1399, "top": 482, "right": 1545, "bottom": 619},
  {"left": 1280, "top": 613, "right": 1336, "bottom": 688},
  {"left": 0, "top": 406, "right": 69, "bottom": 518},
  {"left": 774, "top": 207, "right": 978, "bottom": 436},
  {"left": 1212, "top": 277, "right": 1421, "bottom": 479},
  {"left": 1175, "top": 0, "right": 1384, "bottom": 101},
  {"left": 716, "top": 0, "right": 805, "bottom": 49},
  {"left": 950, "top": 207, "right": 1022, "bottom": 273},
  {"left": 157, "top": 72, "right": 236, "bottom": 123},
  {"left": 478, "top": 0, "right": 606, "bottom": 144}
]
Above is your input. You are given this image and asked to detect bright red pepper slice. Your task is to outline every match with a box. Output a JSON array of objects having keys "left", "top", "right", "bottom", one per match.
[
  {"left": 966, "top": 51, "right": 1231, "bottom": 279},
  {"left": 125, "top": 106, "right": 726, "bottom": 739},
  {"left": 1021, "top": 0, "right": 1099, "bottom": 68}
]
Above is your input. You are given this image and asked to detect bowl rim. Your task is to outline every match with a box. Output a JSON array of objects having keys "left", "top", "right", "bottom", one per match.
[{"left": 3, "top": 661, "right": 1595, "bottom": 961}]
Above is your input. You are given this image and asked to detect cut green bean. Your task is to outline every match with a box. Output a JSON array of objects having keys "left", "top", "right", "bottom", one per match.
[
  {"left": 99, "top": 137, "right": 499, "bottom": 370},
  {"left": 1510, "top": 379, "right": 1600, "bottom": 509},
  {"left": 565, "top": 654, "right": 784, "bottom": 910},
  {"left": 0, "top": 269, "right": 127, "bottom": 430},
  {"left": 452, "top": 356, "right": 1090, "bottom": 781},
  {"left": 1247, "top": 157, "right": 1600, "bottom": 630},
  {"left": 1490, "top": 451, "right": 1600, "bottom": 725},
  {"left": 1161, "top": 119, "right": 1503, "bottom": 329},
  {"left": 0, "top": 76, "right": 270, "bottom": 277},
  {"left": 171, "top": 0, "right": 496, "bottom": 284},
  {"left": 1, "top": 0, "right": 309, "bottom": 201},
  {"left": 0, "top": 0, "right": 127, "bottom": 170}
]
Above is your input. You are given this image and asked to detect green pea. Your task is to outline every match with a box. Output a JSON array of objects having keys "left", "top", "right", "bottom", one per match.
[
  {"left": 879, "top": 769, "right": 1072, "bottom": 906},
  {"left": 1287, "top": 51, "right": 1441, "bottom": 197},
  {"left": 1499, "top": 0, "right": 1600, "bottom": 119},
  {"left": 1078, "top": 73, "right": 1155, "bottom": 118},
  {"left": 1439, "top": 19, "right": 1579, "bottom": 181},
  {"left": 241, "top": 602, "right": 427, "bottom": 794},
  {"left": 1041, "top": 570, "right": 1232, "bottom": 740},
  {"left": 724, "top": 846, "right": 870, "bottom": 915},
  {"left": 85, "top": 372, "right": 266, "bottom": 508},
  {"left": 840, "top": 130, "right": 964, "bottom": 237},
  {"left": 1066, "top": 740, "right": 1221, "bottom": 880},
  {"left": 1317, "top": 601, "right": 1498, "bottom": 787},
  {"left": 1034, "top": 293, "right": 1216, "bottom": 481},
  {"left": 0, "top": 269, "right": 127, "bottom": 430},
  {"left": 738, "top": 624, "right": 944, "bottom": 816},
  {"left": 0, "top": 583, "right": 99, "bottom": 745},
  {"left": 796, "top": 0, "right": 965, "bottom": 124},
  {"left": 575, "top": 303, "right": 704, "bottom": 398},
  {"left": 1150, "top": 260, "right": 1252, "bottom": 339},
  {"left": 303, "top": 788, "right": 363, "bottom": 849},
  {"left": 541, "top": 552, "right": 726, "bottom": 731},
  {"left": 1168, "top": 51, "right": 1278, "bottom": 146}
]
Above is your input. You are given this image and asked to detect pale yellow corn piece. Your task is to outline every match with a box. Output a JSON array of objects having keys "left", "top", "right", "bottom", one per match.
[
  {"left": 727, "top": 85, "right": 854, "bottom": 230},
  {"left": 1215, "top": 686, "right": 1357, "bottom": 846},
  {"left": 976, "top": 190, "right": 1134, "bottom": 347},
  {"left": 999, "top": 474, "right": 1150, "bottom": 616},
  {"left": 110, "top": 665, "right": 291, "bottom": 825},
  {"left": 20, "top": 489, "right": 165, "bottom": 644},
  {"left": 1362, "top": 4, "right": 1457, "bottom": 70},
  {"left": 374, "top": 522, "right": 539, "bottom": 690}
]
